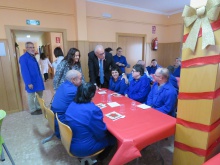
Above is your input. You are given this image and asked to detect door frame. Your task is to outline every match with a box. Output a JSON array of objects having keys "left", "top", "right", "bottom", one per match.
[
  {"left": 5, "top": 25, "right": 68, "bottom": 111},
  {"left": 116, "top": 33, "right": 147, "bottom": 62}
]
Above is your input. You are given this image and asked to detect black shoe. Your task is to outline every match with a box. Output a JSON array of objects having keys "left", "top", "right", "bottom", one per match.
[
  {"left": 37, "top": 109, "right": 42, "bottom": 114},
  {"left": 31, "top": 110, "right": 42, "bottom": 115}
]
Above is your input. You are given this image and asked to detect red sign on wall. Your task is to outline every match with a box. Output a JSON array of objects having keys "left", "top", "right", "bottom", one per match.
[
  {"left": 152, "top": 26, "right": 156, "bottom": 34},
  {"left": 56, "top": 37, "right": 60, "bottom": 43}
]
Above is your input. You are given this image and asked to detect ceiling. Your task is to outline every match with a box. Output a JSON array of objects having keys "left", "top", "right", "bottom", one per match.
[
  {"left": 88, "top": 0, "right": 191, "bottom": 15},
  {"left": 14, "top": 30, "right": 44, "bottom": 42}
]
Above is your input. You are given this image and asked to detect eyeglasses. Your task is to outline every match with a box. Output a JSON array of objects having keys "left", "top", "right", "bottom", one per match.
[
  {"left": 98, "top": 52, "right": 105, "bottom": 56},
  {"left": 27, "top": 47, "right": 35, "bottom": 49},
  {"left": 131, "top": 70, "right": 138, "bottom": 73}
]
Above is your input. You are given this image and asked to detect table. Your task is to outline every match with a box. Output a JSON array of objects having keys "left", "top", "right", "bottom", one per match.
[
  {"left": 203, "top": 153, "right": 220, "bottom": 165},
  {"left": 93, "top": 89, "right": 176, "bottom": 165}
]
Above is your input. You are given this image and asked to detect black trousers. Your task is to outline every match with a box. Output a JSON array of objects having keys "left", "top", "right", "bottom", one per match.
[
  {"left": 96, "top": 76, "right": 109, "bottom": 89},
  {"left": 43, "top": 73, "right": 49, "bottom": 81}
]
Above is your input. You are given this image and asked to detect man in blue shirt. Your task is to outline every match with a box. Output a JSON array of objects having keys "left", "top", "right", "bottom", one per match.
[
  {"left": 146, "top": 59, "right": 161, "bottom": 75},
  {"left": 19, "top": 42, "right": 45, "bottom": 115},
  {"left": 113, "top": 47, "right": 128, "bottom": 73},
  {"left": 146, "top": 68, "right": 177, "bottom": 117},
  {"left": 173, "top": 57, "right": 181, "bottom": 77},
  {"left": 51, "top": 70, "right": 82, "bottom": 138}
]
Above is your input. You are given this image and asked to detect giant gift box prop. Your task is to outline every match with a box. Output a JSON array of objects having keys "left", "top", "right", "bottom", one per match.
[{"left": 173, "top": 0, "right": 220, "bottom": 165}]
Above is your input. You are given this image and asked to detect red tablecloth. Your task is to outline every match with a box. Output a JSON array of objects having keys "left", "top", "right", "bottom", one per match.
[
  {"left": 93, "top": 89, "right": 176, "bottom": 165},
  {"left": 203, "top": 153, "right": 220, "bottom": 165}
]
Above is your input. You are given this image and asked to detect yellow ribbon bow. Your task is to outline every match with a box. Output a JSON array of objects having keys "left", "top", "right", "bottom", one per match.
[{"left": 182, "top": 0, "right": 220, "bottom": 52}]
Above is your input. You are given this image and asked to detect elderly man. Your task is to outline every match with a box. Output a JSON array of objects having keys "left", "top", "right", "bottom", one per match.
[
  {"left": 173, "top": 57, "right": 181, "bottom": 77},
  {"left": 19, "top": 42, "right": 45, "bottom": 115},
  {"left": 125, "top": 64, "right": 151, "bottom": 103},
  {"left": 88, "top": 45, "right": 115, "bottom": 88},
  {"left": 146, "top": 59, "right": 161, "bottom": 75},
  {"left": 51, "top": 70, "right": 82, "bottom": 138},
  {"left": 146, "top": 68, "right": 177, "bottom": 116}
]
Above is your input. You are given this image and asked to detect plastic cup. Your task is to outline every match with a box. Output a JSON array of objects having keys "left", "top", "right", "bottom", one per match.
[
  {"left": 107, "top": 94, "right": 112, "bottom": 103},
  {"left": 131, "top": 101, "right": 136, "bottom": 111},
  {"left": 120, "top": 104, "right": 125, "bottom": 114},
  {"left": 101, "top": 95, "right": 106, "bottom": 103}
]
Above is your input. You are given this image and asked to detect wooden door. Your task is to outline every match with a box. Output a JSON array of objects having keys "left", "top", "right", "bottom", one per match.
[{"left": 117, "top": 35, "right": 144, "bottom": 73}]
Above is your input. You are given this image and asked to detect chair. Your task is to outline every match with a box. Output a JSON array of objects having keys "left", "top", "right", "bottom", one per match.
[
  {"left": 41, "top": 107, "right": 56, "bottom": 144},
  {"left": 36, "top": 93, "right": 47, "bottom": 119},
  {"left": 56, "top": 114, "right": 104, "bottom": 165},
  {"left": 0, "top": 110, "right": 15, "bottom": 165}
]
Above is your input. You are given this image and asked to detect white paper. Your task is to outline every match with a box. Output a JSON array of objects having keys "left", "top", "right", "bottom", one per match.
[
  {"left": 98, "top": 91, "right": 106, "bottom": 94},
  {"left": 107, "top": 102, "right": 120, "bottom": 107},
  {"left": 96, "top": 103, "right": 107, "bottom": 109},
  {"left": 0, "top": 43, "right": 6, "bottom": 56},
  {"left": 137, "top": 104, "right": 151, "bottom": 109},
  {"left": 105, "top": 111, "right": 125, "bottom": 121}
]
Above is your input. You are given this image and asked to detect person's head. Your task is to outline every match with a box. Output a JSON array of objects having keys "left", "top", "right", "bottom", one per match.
[
  {"left": 94, "top": 45, "right": 105, "bottom": 60},
  {"left": 40, "top": 53, "right": 46, "bottom": 60},
  {"left": 54, "top": 47, "right": 64, "bottom": 58},
  {"left": 132, "top": 64, "right": 144, "bottom": 80},
  {"left": 154, "top": 68, "right": 169, "bottom": 84},
  {"left": 25, "top": 42, "right": 35, "bottom": 55},
  {"left": 65, "top": 70, "right": 82, "bottom": 87},
  {"left": 75, "top": 82, "right": 96, "bottom": 103},
  {"left": 111, "top": 66, "right": 122, "bottom": 81},
  {"left": 174, "top": 57, "right": 181, "bottom": 67},
  {"left": 105, "top": 47, "right": 113, "bottom": 54},
  {"left": 64, "top": 48, "right": 81, "bottom": 66},
  {"left": 151, "top": 59, "right": 157, "bottom": 67},
  {"left": 136, "top": 60, "right": 146, "bottom": 69},
  {"left": 116, "top": 47, "right": 122, "bottom": 56},
  {"left": 167, "top": 65, "right": 175, "bottom": 74}
]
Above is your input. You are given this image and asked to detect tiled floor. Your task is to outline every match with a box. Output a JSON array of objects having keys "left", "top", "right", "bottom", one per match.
[{"left": 1, "top": 79, "right": 174, "bottom": 165}]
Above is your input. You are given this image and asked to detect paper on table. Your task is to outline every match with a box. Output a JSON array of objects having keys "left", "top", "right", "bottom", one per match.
[
  {"left": 98, "top": 91, "right": 107, "bottom": 94},
  {"left": 107, "top": 102, "right": 120, "bottom": 107},
  {"left": 96, "top": 103, "right": 107, "bottom": 109},
  {"left": 137, "top": 104, "right": 151, "bottom": 109}
]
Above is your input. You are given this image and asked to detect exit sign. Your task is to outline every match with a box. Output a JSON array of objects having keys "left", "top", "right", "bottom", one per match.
[{"left": 26, "top": 19, "right": 40, "bottom": 25}]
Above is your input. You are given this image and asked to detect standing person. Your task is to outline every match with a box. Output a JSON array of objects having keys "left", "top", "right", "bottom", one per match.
[
  {"left": 146, "top": 68, "right": 177, "bottom": 117},
  {"left": 146, "top": 59, "right": 162, "bottom": 75},
  {"left": 19, "top": 42, "right": 45, "bottom": 115},
  {"left": 88, "top": 45, "right": 115, "bottom": 88},
  {"left": 173, "top": 57, "right": 181, "bottom": 77},
  {"left": 52, "top": 47, "right": 64, "bottom": 70},
  {"left": 105, "top": 47, "right": 113, "bottom": 55},
  {"left": 53, "top": 48, "right": 85, "bottom": 90},
  {"left": 51, "top": 70, "right": 82, "bottom": 138},
  {"left": 39, "top": 53, "right": 52, "bottom": 82},
  {"left": 113, "top": 47, "right": 127, "bottom": 73}
]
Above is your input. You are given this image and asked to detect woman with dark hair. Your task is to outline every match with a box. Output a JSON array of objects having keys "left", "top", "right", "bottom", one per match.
[
  {"left": 124, "top": 64, "right": 151, "bottom": 103},
  {"left": 52, "top": 47, "right": 64, "bottom": 70},
  {"left": 53, "top": 48, "right": 85, "bottom": 90},
  {"left": 64, "top": 82, "right": 115, "bottom": 158},
  {"left": 39, "top": 53, "right": 52, "bottom": 82},
  {"left": 105, "top": 47, "right": 113, "bottom": 55},
  {"left": 109, "top": 66, "right": 128, "bottom": 95}
]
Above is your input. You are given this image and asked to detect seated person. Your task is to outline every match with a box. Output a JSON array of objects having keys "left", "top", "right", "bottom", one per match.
[
  {"left": 125, "top": 64, "right": 151, "bottom": 103},
  {"left": 127, "top": 60, "right": 151, "bottom": 82},
  {"left": 173, "top": 57, "right": 181, "bottom": 77},
  {"left": 146, "top": 59, "right": 161, "bottom": 75},
  {"left": 167, "top": 65, "right": 179, "bottom": 92},
  {"left": 109, "top": 66, "right": 128, "bottom": 95},
  {"left": 146, "top": 68, "right": 177, "bottom": 117},
  {"left": 105, "top": 47, "right": 113, "bottom": 55},
  {"left": 51, "top": 70, "right": 82, "bottom": 138},
  {"left": 65, "top": 83, "right": 115, "bottom": 157}
]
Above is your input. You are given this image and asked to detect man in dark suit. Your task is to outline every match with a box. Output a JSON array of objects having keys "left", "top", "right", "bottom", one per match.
[{"left": 88, "top": 45, "right": 115, "bottom": 88}]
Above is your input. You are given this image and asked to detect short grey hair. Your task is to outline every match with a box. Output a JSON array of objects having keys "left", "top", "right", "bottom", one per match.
[
  {"left": 66, "top": 70, "right": 81, "bottom": 81},
  {"left": 25, "top": 42, "right": 34, "bottom": 48},
  {"left": 156, "top": 68, "right": 170, "bottom": 80},
  {"left": 94, "top": 45, "right": 104, "bottom": 53}
]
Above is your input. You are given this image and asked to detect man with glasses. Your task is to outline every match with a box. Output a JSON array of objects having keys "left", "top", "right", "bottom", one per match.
[
  {"left": 146, "top": 68, "right": 177, "bottom": 117},
  {"left": 19, "top": 42, "right": 45, "bottom": 115},
  {"left": 88, "top": 45, "right": 115, "bottom": 88}
]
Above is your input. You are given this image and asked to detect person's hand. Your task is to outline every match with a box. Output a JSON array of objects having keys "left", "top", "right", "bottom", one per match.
[
  {"left": 121, "top": 74, "right": 128, "bottom": 84},
  {"left": 28, "top": 84, "right": 33, "bottom": 89},
  {"left": 116, "top": 62, "right": 120, "bottom": 65},
  {"left": 125, "top": 94, "right": 128, "bottom": 97}
]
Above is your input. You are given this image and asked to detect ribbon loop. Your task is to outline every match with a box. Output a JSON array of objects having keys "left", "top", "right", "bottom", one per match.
[{"left": 182, "top": 0, "right": 220, "bottom": 52}]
